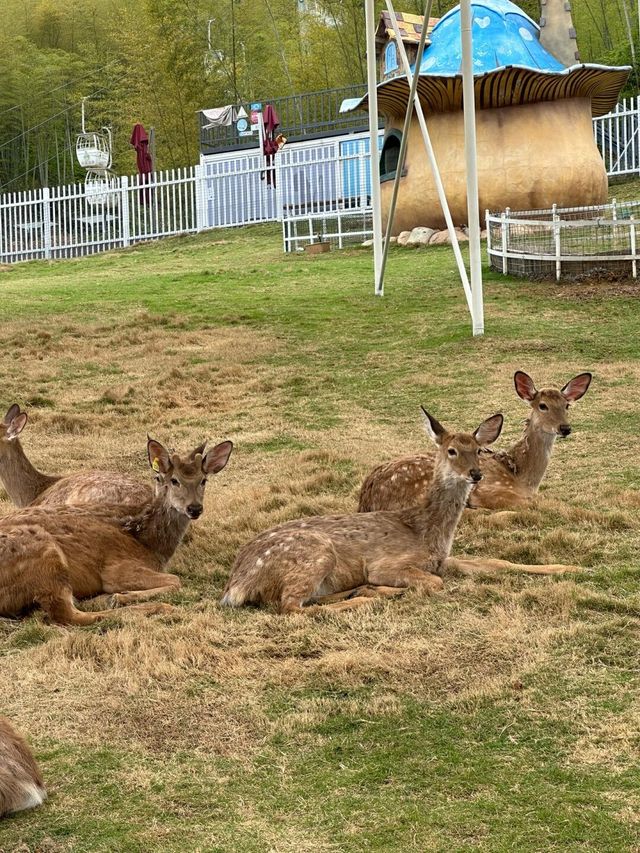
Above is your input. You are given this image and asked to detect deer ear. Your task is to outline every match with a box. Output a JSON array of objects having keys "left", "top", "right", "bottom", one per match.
[
  {"left": 147, "top": 437, "right": 172, "bottom": 474},
  {"left": 3, "top": 404, "right": 21, "bottom": 425},
  {"left": 188, "top": 441, "right": 208, "bottom": 460},
  {"left": 561, "top": 372, "right": 592, "bottom": 402},
  {"left": 203, "top": 440, "right": 233, "bottom": 475},
  {"left": 6, "top": 412, "right": 27, "bottom": 440},
  {"left": 473, "top": 413, "right": 503, "bottom": 446},
  {"left": 514, "top": 371, "right": 537, "bottom": 403},
  {"left": 421, "top": 407, "right": 447, "bottom": 445}
]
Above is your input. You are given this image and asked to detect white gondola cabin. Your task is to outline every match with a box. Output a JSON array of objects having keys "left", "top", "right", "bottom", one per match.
[{"left": 84, "top": 169, "right": 119, "bottom": 207}]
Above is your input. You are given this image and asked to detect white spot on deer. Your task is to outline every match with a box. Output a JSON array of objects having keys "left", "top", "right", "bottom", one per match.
[
  {"left": 265, "top": 548, "right": 272, "bottom": 556},
  {"left": 391, "top": 474, "right": 398, "bottom": 482},
  {"left": 255, "top": 558, "right": 264, "bottom": 568}
]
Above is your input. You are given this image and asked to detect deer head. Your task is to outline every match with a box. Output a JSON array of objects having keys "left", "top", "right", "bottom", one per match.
[
  {"left": 514, "top": 371, "right": 592, "bottom": 437},
  {"left": 421, "top": 408, "right": 503, "bottom": 483},
  {"left": 147, "top": 438, "right": 233, "bottom": 520},
  {"left": 1, "top": 405, "right": 27, "bottom": 448}
]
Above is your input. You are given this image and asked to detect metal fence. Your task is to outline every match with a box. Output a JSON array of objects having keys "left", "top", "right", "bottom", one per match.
[
  {"left": 486, "top": 199, "right": 640, "bottom": 280},
  {"left": 0, "top": 167, "right": 203, "bottom": 264},
  {"left": 5, "top": 97, "right": 640, "bottom": 265},
  {"left": 593, "top": 97, "right": 640, "bottom": 178}
]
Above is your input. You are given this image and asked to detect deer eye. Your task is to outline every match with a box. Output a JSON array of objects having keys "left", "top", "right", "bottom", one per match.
[
  {"left": 539, "top": 403, "right": 548, "bottom": 411},
  {"left": 170, "top": 477, "right": 180, "bottom": 487},
  {"left": 447, "top": 448, "right": 457, "bottom": 457}
]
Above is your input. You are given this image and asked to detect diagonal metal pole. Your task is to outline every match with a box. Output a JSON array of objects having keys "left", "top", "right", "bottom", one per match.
[
  {"left": 365, "top": 0, "right": 383, "bottom": 296},
  {"left": 461, "top": 0, "right": 484, "bottom": 335},
  {"left": 376, "top": 0, "right": 434, "bottom": 297},
  {"left": 386, "top": 0, "right": 473, "bottom": 314}
]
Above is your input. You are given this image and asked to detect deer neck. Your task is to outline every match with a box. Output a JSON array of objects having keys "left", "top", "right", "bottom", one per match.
[
  {"left": 122, "top": 496, "right": 191, "bottom": 564},
  {"left": 398, "top": 462, "right": 472, "bottom": 562},
  {"left": 0, "top": 440, "right": 60, "bottom": 507},
  {"left": 509, "top": 419, "right": 556, "bottom": 491}
]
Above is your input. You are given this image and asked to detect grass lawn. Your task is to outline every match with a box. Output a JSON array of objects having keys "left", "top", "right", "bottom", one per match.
[{"left": 0, "top": 214, "right": 640, "bottom": 852}]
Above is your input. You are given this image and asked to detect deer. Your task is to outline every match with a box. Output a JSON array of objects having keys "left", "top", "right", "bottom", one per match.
[
  {"left": 0, "top": 717, "right": 46, "bottom": 819},
  {"left": 0, "top": 437, "right": 233, "bottom": 626},
  {"left": 221, "top": 410, "right": 573, "bottom": 616},
  {"left": 358, "top": 372, "right": 592, "bottom": 513},
  {"left": 0, "top": 403, "right": 205, "bottom": 509}
]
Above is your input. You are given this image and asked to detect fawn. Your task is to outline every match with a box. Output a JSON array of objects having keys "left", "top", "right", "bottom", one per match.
[
  {"left": 221, "top": 411, "right": 506, "bottom": 614},
  {"left": 0, "top": 717, "right": 46, "bottom": 818},
  {"left": 0, "top": 403, "right": 205, "bottom": 508},
  {"left": 358, "top": 372, "right": 592, "bottom": 512},
  {"left": 0, "top": 437, "right": 233, "bottom": 626}
]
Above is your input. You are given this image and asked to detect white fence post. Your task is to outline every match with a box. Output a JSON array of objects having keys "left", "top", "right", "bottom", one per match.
[
  {"left": 120, "top": 175, "right": 130, "bottom": 248},
  {"left": 41, "top": 187, "right": 51, "bottom": 260},
  {"left": 631, "top": 217, "right": 637, "bottom": 279},
  {"left": 501, "top": 211, "right": 507, "bottom": 274},
  {"left": 195, "top": 164, "right": 206, "bottom": 232},
  {"left": 552, "top": 203, "right": 561, "bottom": 282}
]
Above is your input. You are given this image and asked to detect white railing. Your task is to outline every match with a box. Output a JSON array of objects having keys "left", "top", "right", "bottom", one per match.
[
  {"left": 2, "top": 102, "right": 640, "bottom": 265},
  {"left": 593, "top": 96, "right": 640, "bottom": 177},
  {"left": 486, "top": 199, "right": 640, "bottom": 280},
  {"left": 0, "top": 167, "right": 203, "bottom": 264}
]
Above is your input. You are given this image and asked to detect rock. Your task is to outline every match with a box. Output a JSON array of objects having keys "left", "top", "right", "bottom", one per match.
[
  {"left": 407, "top": 226, "right": 436, "bottom": 246},
  {"left": 389, "top": 236, "right": 397, "bottom": 244},
  {"left": 397, "top": 230, "right": 412, "bottom": 246},
  {"left": 361, "top": 239, "right": 373, "bottom": 247},
  {"left": 428, "top": 230, "right": 450, "bottom": 245},
  {"left": 454, "top": 228, "right": 469, "bottom": 242}
]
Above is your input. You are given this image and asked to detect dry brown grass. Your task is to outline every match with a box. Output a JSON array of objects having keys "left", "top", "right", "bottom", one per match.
[{"left": 1, "top": 288, "right": 640, "bottom": 851}]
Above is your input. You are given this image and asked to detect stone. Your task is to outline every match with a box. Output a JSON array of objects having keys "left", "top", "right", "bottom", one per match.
[
  {"left": 407, "top": 226, "right": 436, "bottom": 246},
  {"left": 397, "top": 230, "right": 412, "bottom": 246},
  {"left": 361, "top": 239, "right": 373, "bottom": 247},
  {"left": 428, "top": 230, "right": 450, "bottom": 245}
]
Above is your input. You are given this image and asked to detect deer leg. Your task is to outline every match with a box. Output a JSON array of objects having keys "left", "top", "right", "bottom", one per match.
[
  {"left": 367, "top": 562, "right": 444, "bottom": 595},
  {"left": 311, "top": 585, "right": 405, "bottom": 605},
  {"left": 100, "top": 562, "right": 181, "bottom": 600},
  {"left": 445, "top": 557, "right": 580, "bottom": 576},
  {"left": 40, "top": 587, "right": 174, "bottom": 626}
]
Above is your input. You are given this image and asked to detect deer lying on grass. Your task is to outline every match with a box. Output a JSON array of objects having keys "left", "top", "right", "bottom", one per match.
[
  {"left": 358, "top": 372, "right": 592, "bottom": 513},
  {"left": 0, "top": 717, "right": 46, "bottom": 818},
  {"left": 0, "top": 438, "right": 233, "bottom": 626},
  {"left": 221, "top": 411, "right": 516, "bottom": 614},
  {"left": 0, "top": 403, "right": 205, "bottom": 508}
]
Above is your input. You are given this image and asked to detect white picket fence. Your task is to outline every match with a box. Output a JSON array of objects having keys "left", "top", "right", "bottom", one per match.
[
  {"left": 593, "top": 96, "right": 640, "bottom": 177},
  {"left": 1, "top": 101, "right": 640, "bottom": 264}
]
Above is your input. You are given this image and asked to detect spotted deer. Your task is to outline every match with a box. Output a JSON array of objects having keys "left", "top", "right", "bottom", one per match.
[
  {"left": 0, "top": 403, "right": 205, "bottom": 508},
  {"left": 222, "top": 410, "right": 571, "bottom": 615},
  {"left": 358, "top": 372, "right": 592, "bottom": 513},
  {"left": 0, "top": 717, "right": 46, "bottom": 818},
  {"left": 0, "top": 437, "right": 233, "bottom": 626}
]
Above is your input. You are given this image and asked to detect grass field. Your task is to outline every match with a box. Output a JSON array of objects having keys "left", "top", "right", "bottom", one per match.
[{"left": 0, "top": 219, "right": 640, "bottom": 852}]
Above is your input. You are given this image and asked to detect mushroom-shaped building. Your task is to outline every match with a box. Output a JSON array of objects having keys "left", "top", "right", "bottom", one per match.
[{"left": 341, "top": 0, "right": 630, "bottom": 233}]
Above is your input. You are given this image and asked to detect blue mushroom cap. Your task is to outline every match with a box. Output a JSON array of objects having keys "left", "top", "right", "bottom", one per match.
[{"left": 420, "top": 0, "right": 565, "bottom": 75}]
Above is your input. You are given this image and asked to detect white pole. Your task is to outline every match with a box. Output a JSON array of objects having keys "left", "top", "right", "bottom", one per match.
[
  {"left": 460, "top": 0, "right": 484, "bottom": 335},
  {"left": 365, "top": 0, "right": 384, "bottom": 295},
  {"left": 386, "top": 0, "right": 473, "bottom": 313}
]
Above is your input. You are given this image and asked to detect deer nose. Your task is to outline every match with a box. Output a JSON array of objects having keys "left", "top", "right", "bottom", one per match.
[
  {"left": 186, "top": 503, "right": 203, "bottom": 519},
  {"left": 470, "top": 469, "right": 482, "bottom": 483},
  {"left": 559, "top": 424, "right": 572, "bottom": 437}
]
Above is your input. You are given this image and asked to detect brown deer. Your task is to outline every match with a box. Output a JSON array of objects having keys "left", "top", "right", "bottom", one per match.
[
  {"left": 358, "top": 372, "right": 592, "bottom": 512},
  {"left": 221, "top": 411, "right": 513, "bottom": 614},
  {"left": 0, "top": 403, "right": 205, "bottom": 509},
  {"left": 0, "top": 717, "right": 46, "bottom": 818},
  {"left": 0, "top": 437, "right": 233, "bottom": 626}
]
